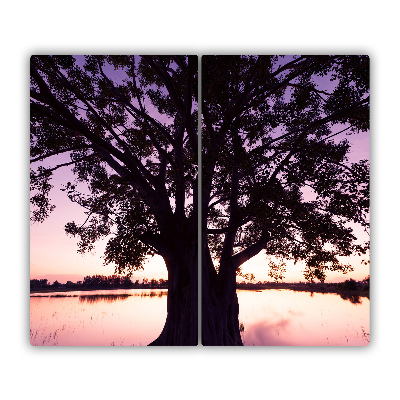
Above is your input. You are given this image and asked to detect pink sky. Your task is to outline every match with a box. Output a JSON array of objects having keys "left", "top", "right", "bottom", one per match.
[
  {"left": 30, "top": 132, "right": 369, "bottom": 285},
  {"left": 30, "top": 152, "right": 369, "bottom": 285},
  {"left": 30, "top": 162, "right": 169, "bottom": 284}
]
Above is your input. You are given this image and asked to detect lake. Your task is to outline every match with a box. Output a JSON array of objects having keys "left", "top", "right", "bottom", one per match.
[
  {"left": 30, "top": 289, "right": 168, "bottom": 346},
  {"left": 237, "top": 289, "right": 370, "bottom": 346},
  {"left": 30, "top": 288, "right": 369, "bottom": 346}
]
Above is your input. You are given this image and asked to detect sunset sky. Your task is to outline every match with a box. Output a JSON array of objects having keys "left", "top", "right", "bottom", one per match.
[
  {"left": 30, "top": 129, "right": 369, "bottom": 284},
  {"left": 30, "top": 164, "right": 169, "bottom": 283},
  {"left": 30, "top": 57, "right": 370, "bottom": 284}
]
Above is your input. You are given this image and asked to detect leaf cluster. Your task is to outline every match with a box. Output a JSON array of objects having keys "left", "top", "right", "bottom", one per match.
[
  {"left": 30, "top": 55, "right": 198, "bottom": 273},
  {"left": 203, "top": 55, "right": 370, "bottom": 282}
]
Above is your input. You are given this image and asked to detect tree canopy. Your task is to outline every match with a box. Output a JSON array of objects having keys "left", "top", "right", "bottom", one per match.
[
  {"left": 202, "top": 55, "right": 369, "bottom": 283},
  {"left": 30, "top": 55, "right": 198, "bottom": 274}
]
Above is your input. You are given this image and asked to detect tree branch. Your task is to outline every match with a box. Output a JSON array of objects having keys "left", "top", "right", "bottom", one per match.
[
  {"left": 220, "top": 163, "right": 241, "bottom": 266},
  {"left": 31, "top": 60, "right": 156, "bottom": 200},
  {"left": 231, "top": 234, "right": 271, "bottom": 270},
  {"left": 44, "top": 57, "right": 159, "bottom": 188},
  {"left": 31, "top": 156, "right": 94, "bottom": 179},
  {"left": 30, "top": 145, "right": 90, "bottom": 163},
  {"left": 207, "top": 216, "right": 252, "bottom": 234},
  {"left": 141, "top": 56, "right": 185, "bottom": 115},
  {"left": 267, "top": 97, "right": 369, "bottom": 183},
  {"left": 182, "top": 56, "right": 198, "bottom": 155}
]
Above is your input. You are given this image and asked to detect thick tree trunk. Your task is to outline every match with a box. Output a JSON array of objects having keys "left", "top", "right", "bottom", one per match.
[
  {"left": 201, "top": 244, "right": 243, "bottom": 346},
  {"left": 148, "top": 239, "right": 198, "bottom": 346}
]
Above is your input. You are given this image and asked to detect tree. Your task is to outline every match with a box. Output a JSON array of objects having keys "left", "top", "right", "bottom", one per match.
[
  {"left": 30, "top": 55, "right": 198, "bottom": 345},
  {"left": 30, "top": 279, "right": 48, "bottom": 290},
  {"left": 201, "top": 55, "right": 369, "bottom": 345},
  {"left": 31, "top": 55, "right": 370, "bottom": 346}
]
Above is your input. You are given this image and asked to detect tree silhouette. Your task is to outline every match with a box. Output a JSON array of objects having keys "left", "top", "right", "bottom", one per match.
[
  {"left": 30, "top": 54, "right": 369, "bottom": 346},
  {"left": 30, "top": 55, "right": 198, "bottom": 345},
  {"left": 201, "top": 55, "right": 369, "bottom": 345}
]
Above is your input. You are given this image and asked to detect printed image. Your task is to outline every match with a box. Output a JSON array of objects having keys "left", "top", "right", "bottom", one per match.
[
  {"left": 30, "top": 54, "right": 369, "bottom": 347},
  {"left": 201, "top": 55, "right": 369, "bottom": 345},
  {"left": 30, "top": 56, "right": 198, "bottom": 346}
]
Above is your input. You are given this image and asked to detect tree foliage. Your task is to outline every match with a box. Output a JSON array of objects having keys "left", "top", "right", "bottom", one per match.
[
  {"left": 202, "top": 55, "right": 369, "bottom": 282},
  {"left": 30, "top": 55, "right": 198, "bottom": 274}
]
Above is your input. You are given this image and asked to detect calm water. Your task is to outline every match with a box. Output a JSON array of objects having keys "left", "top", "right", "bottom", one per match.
[
  {"left": 238, "top": 289, "right": 370, "bottom": 346},
  {"left": 30, "top": 288, "right": 369, "bottom": 346},
  {"left": 30, "top": 289, "right": 168, "bottom": 346}
]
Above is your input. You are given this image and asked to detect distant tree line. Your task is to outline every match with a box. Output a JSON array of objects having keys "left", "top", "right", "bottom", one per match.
[
  {"left": 82, "top": 275, "right": 168, "bottom": 289},
  {"left": 82, "top": 274, "right": 134, "bottom": 289},
  {"left": 236, "top": 276, "right": 370, "bottom": 293},
  {"left": 30, "top": 275, "right": 168, "bottom": 291},
  {"left": 337, "top": 276, "right": 369, "bottom": 291},
  {"left": 30, "top": 278, "right": 52, "bottom": 290}
]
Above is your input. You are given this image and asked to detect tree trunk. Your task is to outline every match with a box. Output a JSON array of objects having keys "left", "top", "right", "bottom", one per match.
[
  {"left": 148, "top": 239, "right": 198, "bottom": 346},
  {"left": 201, "top": 243, "right": 243, "bottom": 346}
]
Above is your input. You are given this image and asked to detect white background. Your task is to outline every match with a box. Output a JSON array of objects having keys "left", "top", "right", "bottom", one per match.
[{"left": 1, "top": 1, "right": 397, "bottom": 398}]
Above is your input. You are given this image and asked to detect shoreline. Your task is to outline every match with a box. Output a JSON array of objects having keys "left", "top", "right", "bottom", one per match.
[
  {"left": 30, "top": 286, "right": 167, "bottom": 294},
  {"left": 31, "top": 281, "right": 369, "bottom": 298},
  {"left": 236, "top": 281, "right": 369, "bottom": 298}
]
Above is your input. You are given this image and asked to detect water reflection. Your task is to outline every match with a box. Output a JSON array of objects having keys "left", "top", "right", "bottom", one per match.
[
  {"left": 240, "top": 319, "right": 292, "bottom": 346},
  {"left": 305, "top": 290, "right": 364, "bottom": 304},
  {"left": 237, "top": 289, "right": 369, "bottom": 346},
  {"left": 338, "top": 293, "right": 361, "bottom": 304},
  {"left": 30, "top": 289, "right": 168, "bottom": 346},
  {"left": 78, "top": 292, "right": 166, "bottom": 304},
  {"left": 31, "top": 290, "right": 167, "bottom": 303},
  {"left": 79, "top": 294, "right": 131, "bottom": 304},
  {"left": 138, "top": 291, "right": 165, "bottom": 298}
]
